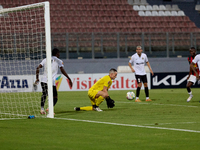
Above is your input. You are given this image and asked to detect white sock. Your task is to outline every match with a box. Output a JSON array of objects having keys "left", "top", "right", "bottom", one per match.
[
  {"left": 146, "top": 97, "right": 149, "bottom": 100},
  {"left": 136, "top": 97, "right": 139, "bottom": 100}
]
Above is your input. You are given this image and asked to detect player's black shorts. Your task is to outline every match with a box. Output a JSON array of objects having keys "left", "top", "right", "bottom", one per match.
[
  {"left": 41, "top": 82, "right": 57, "bottom": 97},
  {"left": 135, "top": 75, "right": 148, "bottom": 84}
]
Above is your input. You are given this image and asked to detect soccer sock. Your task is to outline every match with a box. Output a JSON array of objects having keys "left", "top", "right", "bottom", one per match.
[
  {"left": 41, "top": 95, "right": 46, "bottom": 108},
  {"left": 136, "top": 87, "right": 141, "bottom": 97},
  {"left": 53, "top": 97, "right": 58, "bottom": 106},
  {"left": 187, "top": 87, "right": 191, "bottom": 93},
  {"left": 80, "top": 106, "right": 93, "bottom": 111},
  {"left": 145, "top": 87, "right": 149, "bottom": 97}
]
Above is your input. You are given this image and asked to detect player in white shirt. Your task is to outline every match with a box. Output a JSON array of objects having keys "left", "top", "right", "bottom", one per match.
[
  {"left": 128, "top": 46, "right": 154, "bottom": 102},
  {"left": 190, "top": 54, "right": 200, "bottom": 83},
  {"left": 35, "top": 48, "right": 73, "bottom": 114}
]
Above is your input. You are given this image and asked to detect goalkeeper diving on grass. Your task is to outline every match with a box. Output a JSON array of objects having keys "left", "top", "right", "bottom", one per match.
[{"left": 74, "top": 68, "right": 117, "bottom": 112}]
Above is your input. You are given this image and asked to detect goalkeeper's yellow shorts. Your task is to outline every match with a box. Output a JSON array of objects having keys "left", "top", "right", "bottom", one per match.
[{"left": 88, "top": 89, "right": 104, "bottom": 106}]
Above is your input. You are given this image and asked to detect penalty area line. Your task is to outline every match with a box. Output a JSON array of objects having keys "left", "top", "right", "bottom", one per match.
[
  {"left": 117, "top": 101, "right": 198, "bottom": 108},
  {"left": 54, "top": 117, "right": 200, "bottom": 133}
]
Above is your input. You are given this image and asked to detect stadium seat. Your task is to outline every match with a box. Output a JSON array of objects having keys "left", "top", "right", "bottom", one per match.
[
  {"left": 183, "top": 16, "right": 191, "bottom": 22},
  {"left": 151, "top": 11, "right": 159, "bottom": 16},
  {"left": 110, "top": 16, "right": 118, "bottom": 22},
  {"left": 165, "top": 5, "right": 172, "bottom": 10},
  {"left": 164, "top": 11, "right": 172, "bottom": 16},
  {"left": 158, "top": 11, "right": 165, "bottom": 16},
  {"left": 67, "top": 0, "right": 75, "bottom": 5},
  {"left": 128, "top": 0, "right": 134, "bottom": 5},
  {"left": 116, "top": 16, "right": 124, "bottom": 22},
  {"left": 85, "top": 5, "right": 93, "bottom": 10},
  {"left": 138, "top": 11, "right": 146, "bottom": 16},
  {"left": 133, "top": 0, "right": 140, "bottom": 5},
  {"left": 172, "top": 5, "right": 180, "bottom": 11},
  {"left": 146, "top": 5, "right": 153, "bottom": 11},
  {"left": 177, "top": 11, "right": 185, "bottom": 16},
  {"left": 140, "top": 0, "right": 148, "bottom": 5},
  {"left": 171, "top": 11, "right": 178, "bottom": 16},
  {"left": 124, "top": 16, "right": 132, "bottom": 22},
  {"left": 122, "top": 22, "right": 129, "bottom": 28},
  {"left": 159, "top": 5, "right": 166, "bottom": 11},
  {"left": 133, "top": 5, "right": 140, "bottom": 11},
  {"left": 152, "top": 5, "right": 159, "bottom": 11},
  {"left": 139, "top": 5, "right": 146, "bottom": 11}
]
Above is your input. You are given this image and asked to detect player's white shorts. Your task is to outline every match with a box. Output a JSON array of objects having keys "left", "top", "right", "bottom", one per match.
[{"left": 187, "top": 75, "right": 197, "bottom": 84}]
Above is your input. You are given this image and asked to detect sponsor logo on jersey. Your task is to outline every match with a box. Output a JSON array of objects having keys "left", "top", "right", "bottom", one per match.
[{"left": 55, "top": 75, "right": 63, "bottom": 90}]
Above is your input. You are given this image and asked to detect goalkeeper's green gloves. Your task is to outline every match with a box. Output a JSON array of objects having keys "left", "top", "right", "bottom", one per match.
[{"left": 105, "top": 96, "right": 115, "bottom": 108}]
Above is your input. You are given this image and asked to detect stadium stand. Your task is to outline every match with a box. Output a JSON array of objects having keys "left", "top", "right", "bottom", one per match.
[
  {"left": 1, "top": 0, "right": 198, "bottom": 33},
  {"left": 0, "top": 0, "right": 200, "bottom": 59}
]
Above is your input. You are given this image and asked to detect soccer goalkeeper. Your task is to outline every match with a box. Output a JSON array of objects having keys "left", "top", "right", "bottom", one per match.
[{"left": 74, "top": 68, "right": 117, "bottom": 112}]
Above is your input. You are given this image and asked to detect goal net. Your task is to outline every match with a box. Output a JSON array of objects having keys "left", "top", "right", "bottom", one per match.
[{"left": 0, "top": 2, "right": 53, "bottom": 119}]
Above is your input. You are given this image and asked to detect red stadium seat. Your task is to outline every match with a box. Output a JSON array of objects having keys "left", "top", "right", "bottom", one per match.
[
  {"left": 94, "top": 0, "right": 101, "bottom": 5},
  {"left": 110, "top": 16, "right": 118, "bottom": 23},
  {"left": 91, "top": 11, "right": 99, "bottom": 17},
  {"left": 116, "top": 17, "right": 124, "bottom": 23},
  {"left": 99, "top": 5, "right": 107, "bottom": 11},
  {"left": 85, "top": 5, "right": 93, "bottom": 10}
]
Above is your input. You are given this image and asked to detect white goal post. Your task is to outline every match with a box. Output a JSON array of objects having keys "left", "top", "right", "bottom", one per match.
[{"left": 0, "top": 2, "right": 54, "bottom": 119}]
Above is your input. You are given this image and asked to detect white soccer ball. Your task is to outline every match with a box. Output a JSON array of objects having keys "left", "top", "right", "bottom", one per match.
[{"left": 126, "top": 91, "right": 135, "bottom": 100}]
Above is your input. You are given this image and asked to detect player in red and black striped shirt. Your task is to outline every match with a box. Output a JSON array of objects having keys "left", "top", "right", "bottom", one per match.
[{"left": 186, "top": 47, "right": 199, "bottom": 102}]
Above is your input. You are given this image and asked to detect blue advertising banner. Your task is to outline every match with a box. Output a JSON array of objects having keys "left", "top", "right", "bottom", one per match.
[{"left": 151, "top": 72, "right": 199, "bottom": 89}]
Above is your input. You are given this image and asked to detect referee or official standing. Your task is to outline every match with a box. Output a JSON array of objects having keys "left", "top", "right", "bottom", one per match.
[{"left": 128, "top": 46, "right": 154, "bottom": 102}]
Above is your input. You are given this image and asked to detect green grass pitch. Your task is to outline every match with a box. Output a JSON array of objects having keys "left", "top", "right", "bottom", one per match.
[{"left": 0, "top": 88, "right": 200, "bottom": 150}]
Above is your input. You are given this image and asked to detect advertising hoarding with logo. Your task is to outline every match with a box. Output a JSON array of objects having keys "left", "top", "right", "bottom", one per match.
[
  {"left": 151, "top": 72, "right": 199, "bottom": 89},
  {"left": 53, "top": 73, "right": 151, "bottom": 91},
  {"left": 0, "top": 75, "right": 33, "bottom": 93}
]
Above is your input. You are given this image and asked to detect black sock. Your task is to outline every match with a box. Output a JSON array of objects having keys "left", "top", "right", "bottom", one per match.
[
  {"left": 41, "top": 95, "right": 46, "bottom": 108},
  {"left": 75, "top": 107, "right": 80, "bottom": 111},
  {"left": 53, "top": 97, "right": 58, "bottom": 106},
  {"left": 187, "top": 87, "right": 191, "bottom": 93},
  {"left": 145, "top": 87, "right": 149, "bottom": 97},
  {"left": 92, "top": 105, "right": 97, "bottom": 108},
  {"left": 136, "top": 87, "right": 141, "bottom": 97}
]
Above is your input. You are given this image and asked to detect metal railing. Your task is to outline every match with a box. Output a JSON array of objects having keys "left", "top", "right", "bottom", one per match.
[{"left": 52, "top": 32, "right": 200, "bottom": 59}]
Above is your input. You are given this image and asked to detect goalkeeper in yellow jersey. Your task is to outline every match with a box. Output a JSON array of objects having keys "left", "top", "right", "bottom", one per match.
[{"left": 74, "top": 68, "right": 117, "bottom": 112}]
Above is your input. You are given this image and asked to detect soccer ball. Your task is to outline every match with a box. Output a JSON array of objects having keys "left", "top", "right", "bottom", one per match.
[{"left": 126, "top": 91, "right": 135, "bottom": 100}]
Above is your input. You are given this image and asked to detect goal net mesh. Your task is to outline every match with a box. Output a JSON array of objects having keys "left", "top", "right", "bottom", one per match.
[{"left": 0, "top": 3, "right": 48, "bottom": 119}]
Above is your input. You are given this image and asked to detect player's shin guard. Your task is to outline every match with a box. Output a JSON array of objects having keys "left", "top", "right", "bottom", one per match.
[
  {"left": 145, "top": 87, "right": 149, "bottom": 97},
  {"left": 136, "top": 87, "right": 141, "bottom": 97}
]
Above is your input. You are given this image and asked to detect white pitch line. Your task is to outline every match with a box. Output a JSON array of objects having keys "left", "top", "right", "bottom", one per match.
[
  {"left": 143, "top": 122, "right": 198, "bottom": 126},
  {"left": 54, "top": 117, "right": 200, "bottom": 133},
  {"left": 117, "top": 101, "right": 198, "bottom": 108}
]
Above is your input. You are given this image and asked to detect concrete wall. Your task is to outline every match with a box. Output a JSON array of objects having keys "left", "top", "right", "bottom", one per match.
[
  {"left": 62, "top": 57, "right": 189, "bottom": 74},
  {"left": 0, "top": 57, "right": 189, "bottom": 75}
]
